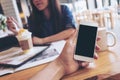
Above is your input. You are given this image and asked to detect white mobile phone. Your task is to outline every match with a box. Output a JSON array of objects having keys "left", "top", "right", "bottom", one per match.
[{"left": 74, "top": 22, "right": 98, "bottom": 62}]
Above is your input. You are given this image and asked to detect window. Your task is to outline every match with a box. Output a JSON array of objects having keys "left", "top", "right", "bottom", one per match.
[
  {"left": 102, "top": 0, "right": 118, "bottom": 7},
  {"left": 74, "top": 0, "right": 87, "bottom": 12},
  {"left": 117, "top": 0, "right": 120, "bottom": 5}
]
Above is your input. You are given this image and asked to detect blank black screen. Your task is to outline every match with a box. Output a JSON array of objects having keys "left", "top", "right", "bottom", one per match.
[{"left": 75, "top": 24, "right": 97, "bottom": 58}]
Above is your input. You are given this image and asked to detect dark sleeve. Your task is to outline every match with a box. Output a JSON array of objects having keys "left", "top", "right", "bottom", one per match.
[
  {"left": 0, "top": 36, "right": 19, "bottom": 51},
  {"left": 28, "top": 16, "right": 35, "bottom": 37},
  {"left": 62, "top": 5, "right": 76, "bottom": 29}
]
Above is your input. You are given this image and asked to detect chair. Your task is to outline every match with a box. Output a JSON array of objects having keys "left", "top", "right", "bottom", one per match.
[
  {"left": 103, "top": 10, "right": 114, "bottom": 29},
  {"left": 75, "top": 10, "right": 93, "bottom": 24},
  {"left": 92, "top": 11, "right": 105, "bottom": 27}
]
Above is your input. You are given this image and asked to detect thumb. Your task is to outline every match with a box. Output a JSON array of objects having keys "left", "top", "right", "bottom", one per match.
[{"left": 67, "top": 30, "right": 78, "bottom": 44}]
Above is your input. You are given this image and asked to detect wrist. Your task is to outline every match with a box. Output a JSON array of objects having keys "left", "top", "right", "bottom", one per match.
[
  {"left": 42, "top": 37, "right": 47, "bottom": 44},
  {"left": 55, "top": 58, "right": 66, "bottom": 76},
  {"left": 39, "top": 38, "right": 46, "bottom": 44}
]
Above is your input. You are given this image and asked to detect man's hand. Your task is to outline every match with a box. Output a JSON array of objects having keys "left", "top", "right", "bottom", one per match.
[{"left": 58, "top": 30, "right": 99, "bottom": 75}]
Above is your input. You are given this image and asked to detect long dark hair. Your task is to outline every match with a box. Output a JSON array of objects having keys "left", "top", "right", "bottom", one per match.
[{"left": 29, "top": 0, "right": 63, "bottom": 33}]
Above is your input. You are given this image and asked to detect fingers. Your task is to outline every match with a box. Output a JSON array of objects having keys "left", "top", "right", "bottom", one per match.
[
  {"left": 95, "top": 37, "right": 101, "bottom": 51},
  {"left": 95, "top": 44, "right": 100, "bottom": 51},
  {"left": 94, "top": 52, "right": 98, "bottom": 59},
  {"left": 7, "top": 17, "right": 14, "bottom": 28},
  {"left": 81, "top": 62, "right": 89, "bottom": 67},
  {"left": 78, "top": 61, "right": 89, "bottom": 68},
  {"left": 94, "top": 37, "right": 100, "bottom": 59},
  {"left": 7, "top": 17, "right": 14, "bottom": 27},
  {"left": 10, "top": 17, "right": 20, "bottom": 28},
  {"left": 6, "top": 17, "right": 19, "bottom": 35},
  {"left": 7, "top": 17, "right": 16, "bottom": 24},
  {"left": 6, "top": 17, "right": 12, "bottom": 23},
  {"left": 77, "top": 52, "right": 99, "bottom": 68},
  {"left": 97, "top": 37, "right": 101, "bottom": 41}
]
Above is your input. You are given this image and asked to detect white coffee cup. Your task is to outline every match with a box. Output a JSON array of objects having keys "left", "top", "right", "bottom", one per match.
[
  {"left": 97, "top": 28, "right": 116, "bottom": 51},
  {"left": 16, "top": 29, "right": 33, "bottom": 53}
]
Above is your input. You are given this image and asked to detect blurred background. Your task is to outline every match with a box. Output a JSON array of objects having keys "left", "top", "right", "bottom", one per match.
[{"left": 0, "top": 0, "right": 120, "bottom": 37}]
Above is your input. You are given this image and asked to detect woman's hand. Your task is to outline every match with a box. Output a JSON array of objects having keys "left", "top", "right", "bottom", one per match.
[
  {"left": 32, "top": 36, "right": 44, "bottom": 45},
  {"left": 6, "top": 17, "right": 20, "bottom": 35}
]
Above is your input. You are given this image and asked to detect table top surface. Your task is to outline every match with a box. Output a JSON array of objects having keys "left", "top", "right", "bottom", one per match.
[
  {"left": 0, "top": 26, "right": 120, "bottom": 80},
  {"left": 0, "top": 42, "right": 120, "bottom": 80}
]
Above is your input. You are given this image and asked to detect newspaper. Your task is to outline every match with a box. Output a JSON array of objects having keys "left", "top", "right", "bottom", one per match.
[
  {"left": 0, "top": 46, "right": 48, "bottom": 66},
  {"left": 0, "top": 40, "right": 66, "bottom": 76}
]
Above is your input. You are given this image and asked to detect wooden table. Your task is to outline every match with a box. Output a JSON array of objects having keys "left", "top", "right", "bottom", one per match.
[
  {"left": 0, "top": 45, "right": 120, "bottom": 80},
  {"left": 0, "top": 31, "right": 120, "bottom": 80}
]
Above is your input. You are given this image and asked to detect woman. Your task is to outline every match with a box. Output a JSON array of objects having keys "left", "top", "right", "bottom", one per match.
[{"left": 7, "top": 0, "right": 76, "bottom": 45}]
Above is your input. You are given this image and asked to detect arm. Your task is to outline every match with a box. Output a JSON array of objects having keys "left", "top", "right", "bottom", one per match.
[
  {"left": 32, "top": 5, "right": 76, "bottom": 45},
  {"left": 30, "top": 59, "right": 65, "bottom": 80},
  {"left": 32, "top": 28, "right": 75, "bottom": 45},
  {"left": 30, "top": 31, "right": 98, "bottom": 80},
  {"left": 30, "top": 31, "right": 77, "bottom": 80}
]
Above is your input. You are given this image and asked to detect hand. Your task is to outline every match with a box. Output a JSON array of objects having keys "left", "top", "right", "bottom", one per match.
[
  {"left": 32, "top": 36, "right": 44, "bottom": 45},
  {"left": 95, "top": 37, "right": 101, "bottom": 52},
  {"left": 6, "top": 17, "right": 20, "bottom": 35},
  {"left": 58, "top": 31, "right": 99, "bottom": 75}
]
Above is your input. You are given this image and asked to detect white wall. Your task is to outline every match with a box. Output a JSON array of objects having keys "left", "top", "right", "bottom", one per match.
[
  {"left": 96, "top": 0, "right": 103, "bottom": 9},
  {"left": 104, "top": 0, "right": 109, "bottom": 7},
  {"left": 87, "top": 0, "right": 96, "bottom": 10}
]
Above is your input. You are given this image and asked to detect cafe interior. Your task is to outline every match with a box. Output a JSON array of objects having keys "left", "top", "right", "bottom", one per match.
[{"left": 0, "top": 0, "right": 120, "bottom": 80}]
